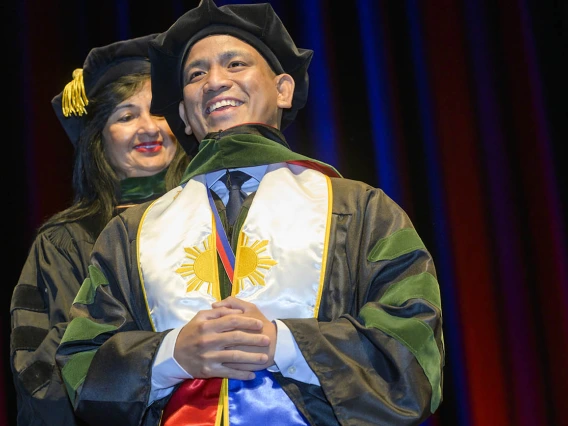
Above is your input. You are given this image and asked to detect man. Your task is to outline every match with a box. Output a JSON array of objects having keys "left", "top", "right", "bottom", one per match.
[{"left": 56, "top": 1, "right": 444, "bottom": 425}]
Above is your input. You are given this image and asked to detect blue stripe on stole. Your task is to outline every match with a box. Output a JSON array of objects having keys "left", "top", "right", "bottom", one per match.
[
  {"left": 228, "top": 370, "right": 309, "bottom": 425},
  {"left": 208, "top": 188, "right": 235, "bottom": 281}
]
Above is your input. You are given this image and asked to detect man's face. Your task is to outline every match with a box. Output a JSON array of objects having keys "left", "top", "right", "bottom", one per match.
[{"left": 178, "top": 34, "right": 293, "bottom": 142}]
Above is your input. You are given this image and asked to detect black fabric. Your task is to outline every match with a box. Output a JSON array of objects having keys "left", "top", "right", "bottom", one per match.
[
  {"left": 274, "top": 373, "right": 340, "bottom": 426},
  {"left": 86, "top": 60, "right": 150, "bottom": 98},
  {"left": 51, "top": 34, "right": 157, "bottom": 147},
  {"left": 19, "top": 360, "right": 53, "bottom": 395},
  {"left": 11, "top": 326, "right": 48, "bottom": 352},
  {"left": 11, "top": 284, "right": 46, "bottom": 312},
  {"left": 149, "top": 0, "right": 313, "bottom": 155},
  {"left": 221, "top": 170, "right": 249, "bottom": 225}
]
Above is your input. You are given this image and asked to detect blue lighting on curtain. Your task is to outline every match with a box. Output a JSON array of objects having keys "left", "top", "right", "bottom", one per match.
[
  {"left": 297, "top": 0, "right": 338, "bottom": 167},
  {"left": 406, "top": 1, "right": 470, "bottom": 425},
  {"left": 356, "top": 0, "right": 401, "bottom": 202}
]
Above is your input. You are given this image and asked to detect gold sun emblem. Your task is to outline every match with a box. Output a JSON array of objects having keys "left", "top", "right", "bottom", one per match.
[
  {"left": 233, "top": 235, "right": 278, "bottom": 293},
  {"left": 175, "top": 234, "right": 220, "bottom": 299}
]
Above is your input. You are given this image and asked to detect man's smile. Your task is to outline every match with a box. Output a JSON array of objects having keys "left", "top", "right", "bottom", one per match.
[{"left": 206, "top": 99, "right": 244, "bottom": 114}]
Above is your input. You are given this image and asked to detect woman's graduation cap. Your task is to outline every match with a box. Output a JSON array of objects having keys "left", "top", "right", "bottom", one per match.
[{"left": 51, "top": 34, "right": 157, "bottom": 147}]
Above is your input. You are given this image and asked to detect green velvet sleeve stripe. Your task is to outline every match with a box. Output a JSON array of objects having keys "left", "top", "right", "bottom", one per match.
[
  {"left": 61, "top": 350, "right": 96, "bottom": 405},
  {"left": 368, "top": 228, "right": 426, "bottom": 262},
  {"left": 360, "top": 307, "right": 442, "bottom": 413},
  {"left": 60, "top": 317, "right": 117, "bottom": 344},
  {"left": 380, "top": 272, "right": 441, "bottom": 310},
  {"left": 73, "top": 265, "right": 109, "bottom": 305}
]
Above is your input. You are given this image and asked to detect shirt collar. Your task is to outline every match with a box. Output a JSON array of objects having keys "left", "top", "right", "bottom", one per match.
[{"left": 205, "top": 164, "right": 268, "bottom": 188}]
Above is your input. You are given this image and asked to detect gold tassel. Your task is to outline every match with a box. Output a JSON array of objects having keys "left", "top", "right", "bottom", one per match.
[{"left": 61, "top": 68, "right": 88, "bottom": 117}]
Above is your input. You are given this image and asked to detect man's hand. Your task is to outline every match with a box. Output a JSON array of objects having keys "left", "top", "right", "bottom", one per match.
[
  {"left": 212, "top": 297, "right": 277, "bottom": 370},
  {"left": 174, "top": 306, "right": 270, "bottom": 380}
]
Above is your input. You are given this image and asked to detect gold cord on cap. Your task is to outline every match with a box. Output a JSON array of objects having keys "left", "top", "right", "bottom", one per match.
[{"left": 62, "top": 69, "right": 88, "bottom": 117}]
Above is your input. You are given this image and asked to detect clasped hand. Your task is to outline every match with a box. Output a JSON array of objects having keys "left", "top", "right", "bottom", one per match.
[{"left": 173, "top": 297, "right": 276, "bottom": 380}]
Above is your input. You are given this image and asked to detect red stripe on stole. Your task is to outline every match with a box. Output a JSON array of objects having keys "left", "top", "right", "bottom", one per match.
[
  {"left": 161, "top": 379, "right": 223, "bottom": 426},
  {"left": 286, "top": 160, "right": 341, "bottom": 177},
  {"left": 215, "top": 232, "right": 234, "bottom": 280}
]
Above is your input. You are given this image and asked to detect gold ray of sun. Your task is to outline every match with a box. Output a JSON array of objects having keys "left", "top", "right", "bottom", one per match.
[
  {"left": 175, "top": 234, "right": 219, "bottom": 299},
  {"left": 234, "top": 235, "right": 278, "bottom": 293}
]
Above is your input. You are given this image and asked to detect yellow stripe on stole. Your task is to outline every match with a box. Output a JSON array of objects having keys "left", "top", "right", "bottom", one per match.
[
  {"left": 314, "top": 174, "right": 332, "bottom": 318},
  {"left": 215, "top": 378, "right": 228, "bottom": 426},
  {"left": 222, "top": 378, "right": 228, "bottom": 426}
]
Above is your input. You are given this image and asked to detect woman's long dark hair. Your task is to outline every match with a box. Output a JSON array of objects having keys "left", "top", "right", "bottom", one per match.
[{"left": 39, "top": 73, "right": 190, "bottom": 237}]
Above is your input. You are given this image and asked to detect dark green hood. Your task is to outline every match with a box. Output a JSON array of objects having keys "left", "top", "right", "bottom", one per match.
[{"left": 180, "top": 124, "right": 341, "bottom": 184}]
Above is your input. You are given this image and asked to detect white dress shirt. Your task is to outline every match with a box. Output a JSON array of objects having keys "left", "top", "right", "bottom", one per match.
[{"left": 150, "top": 166, "right": 320, "bottom": 404}]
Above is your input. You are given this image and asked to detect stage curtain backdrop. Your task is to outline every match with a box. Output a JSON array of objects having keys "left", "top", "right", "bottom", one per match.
[{"left": 3, "top": 1, "right": 567, "bottom": 425}]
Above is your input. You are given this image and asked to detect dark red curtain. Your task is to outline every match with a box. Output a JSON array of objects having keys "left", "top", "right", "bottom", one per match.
[{"left": 4, "top": 1, "right": 567, "bottom": 425}]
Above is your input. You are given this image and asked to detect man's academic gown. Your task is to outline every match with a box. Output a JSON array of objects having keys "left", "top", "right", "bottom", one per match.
[{"left": 56, "top": 125, "right": 444, "bottom": 426}]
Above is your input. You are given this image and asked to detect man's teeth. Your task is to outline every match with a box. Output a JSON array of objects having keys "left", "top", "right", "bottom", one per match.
[{"left": 208, "top": 99, "right": 243, "bottom": 113}]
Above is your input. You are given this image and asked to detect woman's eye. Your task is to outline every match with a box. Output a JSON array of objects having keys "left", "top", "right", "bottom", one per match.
[{"left": 117, "top": 113, "right": 134, "bottom": 122}]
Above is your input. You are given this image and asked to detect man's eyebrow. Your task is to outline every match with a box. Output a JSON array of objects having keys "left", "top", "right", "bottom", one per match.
[
  {"left": 185, "top": 50, "right": 252, "bottom": 70},
  {"left": 185, "top": 58, "right": 207, "bottom": 70}
]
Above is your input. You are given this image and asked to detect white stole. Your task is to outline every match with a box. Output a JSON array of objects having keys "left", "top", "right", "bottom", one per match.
[{"left": 138, "top": 162, "right": 332, "bottom": 332}]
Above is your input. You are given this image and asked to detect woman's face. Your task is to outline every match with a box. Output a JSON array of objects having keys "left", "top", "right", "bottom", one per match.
[{"left": 102, "top": 80, "right": 177, "bottom": 179}]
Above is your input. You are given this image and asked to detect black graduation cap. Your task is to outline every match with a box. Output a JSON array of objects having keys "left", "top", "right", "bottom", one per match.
[
  {"left": 52, "top": 34, "right": 157, "bottom": 147},
  {"left": 148, "top": 0, "right": 314, "bottom": 155}
]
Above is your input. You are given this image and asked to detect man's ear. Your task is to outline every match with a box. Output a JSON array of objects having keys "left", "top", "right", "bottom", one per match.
[
  {"left": 275, "top": 74, "right": 295, "bottom": 109},
  {"left": 178, "top": 101, "right": 193, "bottom": 135}
]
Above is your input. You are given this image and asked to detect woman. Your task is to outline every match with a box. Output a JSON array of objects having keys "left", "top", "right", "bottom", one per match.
[{"left": 10, "top": 34, "right": 190, "bottom": 425}]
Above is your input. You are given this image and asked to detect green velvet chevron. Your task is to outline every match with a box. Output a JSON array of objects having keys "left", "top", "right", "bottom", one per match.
[
  {"left": 61, "top": 350, "right": 96, "bottom": 405},
  {"left": 60, "top": 265, "right": 117, "bottom": 405},
  {"left": 73, "top": 265, "right": 109, "bottom": 305},
  {"left": 368, "top": 227, "right": 426, "bottom": 262},
  {"left": 364, "top": 228, "right": 443, "bottom": 413},
  {"left": 361, "top": 272, "right": 443, "bottom": 413}
]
